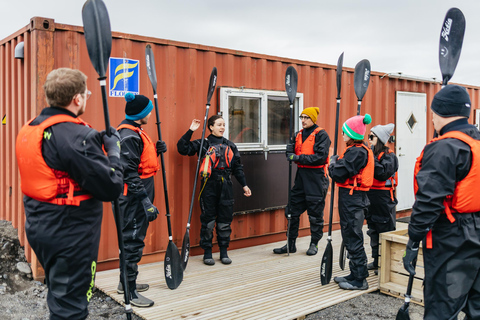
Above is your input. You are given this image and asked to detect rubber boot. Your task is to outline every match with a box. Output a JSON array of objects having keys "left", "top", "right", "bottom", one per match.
[
  {"left": 203, "top": 248, "right": 215, "bottom": 266},
  {"left": 306, "top": 242, "right": 318, "bottom": 256},
  {"left": 128, "top": 281, "right": 154, "bottom": 307},
  {"left": 338, "top": 278, "right": 369, "bottom": 290},
  {"left": 367, "top": 257, "right": 378, "bottom": 270},
  {"left": 333, "top": 273, "right": 355, "bottom": 283},
  {"left": 219, "top": 247, "right": 232, "bottom": 265},
  {"left": 273, "top": 238, "right": 296, "bottom": 254}
]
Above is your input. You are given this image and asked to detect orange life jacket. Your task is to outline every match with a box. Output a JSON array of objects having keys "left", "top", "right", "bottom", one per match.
[
  {"left": 370, "top": 149, "right": 398, "bottom": 201},
  {"left": 414, "top": 131, "right": 480, "bottom": 248},
  {"left": 200, "top": 143, "right": 234, "bottom": 179},
  {"left": 117, "top": 124, "right": 160, "bottom": 180},
  {"left": 337, "top": 143, "right": 374, "bottom": 195},
  {"left": 16, "top": 114, "right": 93, "bottom": 206},
  {"left": 294, "top": 127, "right": 329, "bottom": 172}
]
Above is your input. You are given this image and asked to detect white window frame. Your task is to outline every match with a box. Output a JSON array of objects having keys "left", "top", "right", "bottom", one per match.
[{"left": 219, "top": 87, "right": 304, "bottom": 152}]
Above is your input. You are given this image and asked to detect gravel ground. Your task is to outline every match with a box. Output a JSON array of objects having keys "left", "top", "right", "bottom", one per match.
[{"left": 0, "top": 219, "right": 430, "bottom": 320}]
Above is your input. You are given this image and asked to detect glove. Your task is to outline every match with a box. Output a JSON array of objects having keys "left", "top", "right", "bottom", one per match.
[
  {"left": 330, "top": 155, "right": 339, "bottom": 165},
  {"left": 156, "top": 140, "right": 167, "bottom": 156},
  {"left": 287, "top": 153, "right": 300, "bottom": 162},
  {"left": 286, "top": 143, "right": 294, "bottom": 154},
  {"left": 141, "top": 197, "right": 159, "bottom": 222},
  {"left": 403, "top": 239, "right": 419, "bottom": 275},
  {"left": 102, "top": 127, "right": 121, "bottom": 159}
]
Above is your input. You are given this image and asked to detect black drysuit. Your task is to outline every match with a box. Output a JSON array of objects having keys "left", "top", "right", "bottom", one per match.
[
  {"left": 22, "top": 107, "right": 124, "bottom": 320},
  {"left": 117, "top": 119, "right": 156, "bottom": 283},
  {"left": 288, "top": 125, "right": 331, "bottom": 244},
  {"left": 177, "top": 131, "right": 247, "bottom": 249},
  {"left": 366, "top": 150, "right": 398, "bottom": 261},
  {"left": 408, "top": 119, "right": 480, "bottom": 320},
  {"left": 329, "top": 143, "right": 370, "bottom": 281}
]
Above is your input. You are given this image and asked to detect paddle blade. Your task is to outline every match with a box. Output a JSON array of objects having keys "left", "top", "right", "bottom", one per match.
[
  {"left": 353, "top": 59, "right": 371, "bottom": 101},
  {"left": 396, "top": 303, "right": 411, "bottom": 320},
  {"left": 439, "top": 8, "right": 466, "bottom": 86},
  {"left": 339, "top": 240, "right": 346, "bottom": 270},
  {"left": 320, "top": 240, "right": 333, "bottom": 285},
  {"left": 180, "top": 229, "right": 190, "bottom": 271},
  {"left": 82, "top": 0, "right": 112, "bottom": 78},
  {"left": 164, "top": 241, "right": 184, "bottom": 290},
  {"left": 285, "top": 66, "right": 298, "bottom": 105},
  {"left": 145, "top": 44, "right": 158, "bottom": 91},
  {"left": 336, "top": 53, "right": 344, "bottom": 99},
  {"left": 206, "top": 67, "right": 218, "bottom": 105}
]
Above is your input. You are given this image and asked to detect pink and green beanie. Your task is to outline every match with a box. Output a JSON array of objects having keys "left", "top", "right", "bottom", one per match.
[{"left": 342, "top": 114, "right": 372, "bottom": 140}]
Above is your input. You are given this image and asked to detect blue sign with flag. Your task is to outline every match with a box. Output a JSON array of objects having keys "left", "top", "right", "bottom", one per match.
[{"left": 109, "top": 57, "right": 140, "bottom": 97}]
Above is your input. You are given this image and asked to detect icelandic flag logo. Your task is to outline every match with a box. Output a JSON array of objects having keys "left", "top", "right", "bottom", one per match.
[{"left": 109, "top": 57, "right": 140, "bottom": 97}]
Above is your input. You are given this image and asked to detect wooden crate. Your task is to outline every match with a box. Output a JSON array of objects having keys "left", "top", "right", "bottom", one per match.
[{"left": 379, "top": 228, "right": 424, "bottom": 306}]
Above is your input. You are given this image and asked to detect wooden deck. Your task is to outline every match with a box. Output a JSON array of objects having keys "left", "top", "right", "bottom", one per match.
[{"left": 95, "top": 223, "right": 408, "bottom": 320}]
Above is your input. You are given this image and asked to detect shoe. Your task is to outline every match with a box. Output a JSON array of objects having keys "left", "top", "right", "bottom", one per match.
[
  {"left": 203, "top": 248, "right": 215, "bottom": 266},
  {"left": 219, "top": 247, "right": 232, "bottom": 264},
  {"left": 117, "top": 282, "right": 149, "bottom": 294},
  {"left": 129, "top": 290, "right": 154, "bottom": 307},
  {"left": 273, "top": 239, "right": 297, "bottom": 254},
  {"left": 333, "top": 273, "right": 355, "bottom": 283},
  {"left": 306, "top": 243, "right": 318, "bottom": 256},
  {"left": 338, "top": 279, "right": 369, "bottom": 290}
]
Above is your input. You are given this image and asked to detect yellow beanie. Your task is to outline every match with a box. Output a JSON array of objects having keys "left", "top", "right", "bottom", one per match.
[{"left": 301, "top": 107, "right": 319, "bottom": 123}]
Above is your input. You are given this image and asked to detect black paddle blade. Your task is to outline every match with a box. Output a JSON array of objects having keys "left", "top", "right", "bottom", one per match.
[
  {"left": 353, "top": 59, "right": 371, "bottom": 101},
  {"left": 206, "top": 67, "right": 218, "bottom": 105},
  {"left": 339, "top": 240, "right": 346, "bottom": 270},
  {"left": 165, "top": 241, "right": 184, "bottom": 290},
  {"left": 82, "top": 0, "right": 112, "bottom": 78},
  {"left": 145, "top": 44, "right": 157, "bottom": 91},
  {"left": 285, "top": 66, "right": 298, "bottom": 105},
  {"left": 180, "top": 229, "right": 190, "bottom": 270},
  {"left": 320, "top": 240, "right": 333, "bottom": 285},
  {"left": 396, "top": 303, "right": 411, "bottom": 320},
  {"left": 439, "top": 8, "right": 466, "bottom": 86},
  {"left": 336, "top": 53, "right": 344, "bottom": 99}
]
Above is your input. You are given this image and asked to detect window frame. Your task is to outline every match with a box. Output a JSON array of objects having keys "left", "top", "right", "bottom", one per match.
[{"left": 219, "top": 87, "right": 304, "bottom": 152}]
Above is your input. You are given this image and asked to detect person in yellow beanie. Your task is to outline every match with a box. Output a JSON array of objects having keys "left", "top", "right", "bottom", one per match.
[{"left": 273, "top": 107, "right": 331, "bottom": 256}]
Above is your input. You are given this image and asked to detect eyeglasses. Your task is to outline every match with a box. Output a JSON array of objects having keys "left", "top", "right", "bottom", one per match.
[
  {"left": 368, "top": 134, "right": 376, "bottom": 140},
  {"left": 299, "top": 115, "right": 310, "bottom": 120}
]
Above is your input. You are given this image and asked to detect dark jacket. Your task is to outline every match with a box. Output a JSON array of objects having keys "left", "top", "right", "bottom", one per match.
[
  {"left": 329, "top": 143, "right": 369, "bottom": 183},
  {"left": 373, "top": 149, "right": 398, "bottom": 182},
  {"left": 294, "top": 124, "right": 331, "bottom": 167}
]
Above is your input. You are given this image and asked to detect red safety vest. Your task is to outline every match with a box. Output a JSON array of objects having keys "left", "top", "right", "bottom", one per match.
[
  {"left": 414, "top": 131, "right": 480, "bottom": 248},
  {"left": 16, "top": 114, "right": 93, "bottom": 206},
  {"left": 370, "top": 149, "right": 398, "bottom": 201},
  {"left": 117, "top": 124, "right": 160, "bottom": 180},
  {"left": 337, "top": 143, "right": 374, "bottom": 195},
  {"left": 294, "top": 127, "right": 329, "bottom": 172}
]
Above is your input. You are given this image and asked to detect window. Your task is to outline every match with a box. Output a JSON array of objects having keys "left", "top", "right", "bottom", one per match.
[{"left": 220, "top": 88, "right": 303, "bottom": 152}]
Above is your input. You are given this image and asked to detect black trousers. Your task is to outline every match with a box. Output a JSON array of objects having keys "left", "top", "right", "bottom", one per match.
[
  {"left": 423, "top": 212, "right": 480, "bottom": 320},
  {"left": 366, "top": 189, "right": 397, "bottom": 259},
  {"left": 199, "top": 174, "right": 234, "bottom": 249},
  {"left": 288, "top": 167, "right": 329, "bottom": 244},
  {"left": 118, "top": 177, "right": 155, "bottom": 283},
  {"left": 25, "top": 198, "right": 103, "bottom": 320},
  {"left": 338, "top": 187, "right": 369, "bottom": 281}
]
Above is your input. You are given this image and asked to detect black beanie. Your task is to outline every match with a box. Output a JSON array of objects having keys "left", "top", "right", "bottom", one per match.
[
  {"left": 431, "top": 85, "right": 471, "bottom": 118},
  {"left": 125, "top": 92, "right": 153, "bottom": 120}
]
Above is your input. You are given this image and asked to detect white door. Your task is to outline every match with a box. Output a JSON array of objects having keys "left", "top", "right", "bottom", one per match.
[{"left": 395, "top": 91, "right": 427, "bottom": 211}]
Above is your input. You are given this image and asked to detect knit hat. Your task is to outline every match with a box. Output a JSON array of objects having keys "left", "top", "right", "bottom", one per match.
[
  {"left": 342, "top": 114, "right": 372, "bottom": 140},
  {"left": 371, "top": 123, "right": 395, "bottom": 145},
  {"left": 431, "top": 85, "right": 471, "bottom": 118},
  {"left": 301, "top": 107, "right": 320, "bottom": 123},
  {"left": 125, "top": 92, "right": 153, "bottom": 121}
]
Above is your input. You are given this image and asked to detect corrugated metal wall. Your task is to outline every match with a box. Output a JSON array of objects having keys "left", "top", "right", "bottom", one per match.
[{"left": 2, "top": 17, "right": 479, "bottom": 279}]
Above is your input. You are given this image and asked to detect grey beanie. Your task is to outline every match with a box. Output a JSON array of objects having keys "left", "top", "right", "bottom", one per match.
[
  {"left": 371, "top": 123, "right": 395, "bottom": 145},
  {"left": 431, "top": 85, "right": 471, "bottom": 118}
]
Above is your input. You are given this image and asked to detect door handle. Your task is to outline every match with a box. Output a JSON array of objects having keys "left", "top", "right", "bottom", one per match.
[{"left": 399, "top": 153, "right": 406, "bottom": 156}]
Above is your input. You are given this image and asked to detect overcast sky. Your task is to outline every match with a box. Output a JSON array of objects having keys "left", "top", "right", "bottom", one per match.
[{"left": 2, "top": 0, "right": 480, "bottom": 86}]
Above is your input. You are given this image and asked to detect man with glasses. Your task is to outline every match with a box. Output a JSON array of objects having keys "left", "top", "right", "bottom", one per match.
[
  {"left": 16, "top": 68, "right": 124, "bottom": 319},
  {"left": 273, "top": 107, "right": 331, "bottom": 255}
]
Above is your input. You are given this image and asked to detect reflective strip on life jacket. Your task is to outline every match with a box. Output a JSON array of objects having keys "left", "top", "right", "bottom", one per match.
[
  {"left": 294, "top": 127, "right": 329, "bottom": 174},
  {"left": 16, "top": 114, "right": 93, "bottom": 206},
  {"left": 117, "top": 124, "right": 160, "bottom": 179},
  {"left": 337, "top": 143, "right": 375, "bottom": 195}
]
